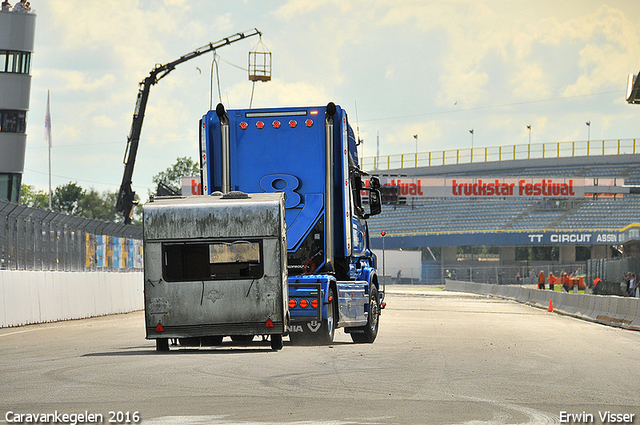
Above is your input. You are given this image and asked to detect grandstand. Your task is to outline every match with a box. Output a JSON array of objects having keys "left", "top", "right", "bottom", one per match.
[{"left": 365, "top": 146, "right": 640, "bottom": 283}]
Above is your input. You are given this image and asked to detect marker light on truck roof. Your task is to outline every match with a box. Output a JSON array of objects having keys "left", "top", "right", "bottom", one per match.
[
  {"left": 288, "top": 299, "right": 297, "bottom": 309},
  {"left": 311, "top": 299, "right": 319, "bottom": 309},
  {"left": 246, "top": 110, "right": 307, "bottom": 118},
  {"left": 305, "top": 119, "right": 314, "bottom": 128},
  {"left": 289, "top": 120, "right": 297, "bottom": 128},
  {"left": 299, "top": 299, "right": 309, "bottom": 308},
  {"left": 272, "top": 120, "right": 281, "bottom": 129},
  {"left": 239, "top": 122, "right": 248, "bottom": 130},
  {"left": 256, "top": 121, "right": 265, "bottom": 129}
]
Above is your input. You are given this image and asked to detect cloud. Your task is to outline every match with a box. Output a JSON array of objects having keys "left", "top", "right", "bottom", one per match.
[
  {"left": 544, "top": 6, "right": 640, "bottom": 96},
  {"left": 48, "top": 70, "right": 116, "bottom": 93},
  {"left": 217, "top": 78, "right": 332, "bottom": 110},
  {"left": 92, "top": 115, "right": 118, "bottom": 128}
]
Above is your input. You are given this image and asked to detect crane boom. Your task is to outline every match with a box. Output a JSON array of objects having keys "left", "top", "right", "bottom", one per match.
[{"left": 116, "top": 29, "right": 262, "bottom": 224}]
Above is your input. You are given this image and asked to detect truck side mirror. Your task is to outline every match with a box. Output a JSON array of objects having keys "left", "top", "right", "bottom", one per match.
[
  {"left": 367, "top": 188, "right": 382, "bottom": 217},
  {"left": 370, "top": 176, "right": 381, "bottom": 190}
]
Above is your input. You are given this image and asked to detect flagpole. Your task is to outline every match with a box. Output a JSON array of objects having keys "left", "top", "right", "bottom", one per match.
[
  {"left": 45, "top": 90, "right": 52, "bottom": 210},
  {"left": 48, "top": 135, "right": 51, "bottom": 210}
]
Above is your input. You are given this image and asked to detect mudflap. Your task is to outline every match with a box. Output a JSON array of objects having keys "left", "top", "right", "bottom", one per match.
[{"left": 287, "top": 275, "right": 335, "bottom": 344}]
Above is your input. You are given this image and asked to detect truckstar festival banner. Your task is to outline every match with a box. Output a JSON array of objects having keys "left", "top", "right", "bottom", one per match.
[{"left": 373, "top": 177, "right": 586, "bottom": 198}]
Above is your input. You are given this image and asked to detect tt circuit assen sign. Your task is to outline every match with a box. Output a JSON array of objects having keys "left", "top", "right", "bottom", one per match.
[
  {"left": 376, "top": 177, "right": 585, "bottom": 198},
  {"left": 371, "top": 226, "right": 640, "bottom": 249}
]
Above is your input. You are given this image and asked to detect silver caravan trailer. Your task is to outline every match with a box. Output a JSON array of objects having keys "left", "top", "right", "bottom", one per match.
[{"left": 143, "top": 192, "right": 287, "bottom": 351}]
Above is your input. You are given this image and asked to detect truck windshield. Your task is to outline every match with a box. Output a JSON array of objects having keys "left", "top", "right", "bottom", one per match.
[{"left": 162, "top": 240, "right": 263, "bottom": 281}]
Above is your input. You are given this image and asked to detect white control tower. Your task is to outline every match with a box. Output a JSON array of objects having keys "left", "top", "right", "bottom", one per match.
[{"left": 0, "top": 2, "right": 36, "bottom": 202}]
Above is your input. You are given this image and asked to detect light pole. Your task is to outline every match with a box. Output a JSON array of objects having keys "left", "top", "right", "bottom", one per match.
[
  {"left": 469, "top": 129, "right": 474, "bottom": 162},
  {"left": 527, "top": 125, "right": 531, "bottom": 145},
  {"left": 586, "top": 121, "right": 591, "bottom": 142},
  {"left": 414, "top": 134, "right": 418, "bottom": 167},
  {"left": 381, "top": 231, "right": 386, "bottom": 291}
]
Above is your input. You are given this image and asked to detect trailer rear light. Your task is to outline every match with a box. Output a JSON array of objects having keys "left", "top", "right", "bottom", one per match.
[
  {"left": 305, "top": 119, "right": 314, "bottom": 128},
  {"left": 256, "top": 121, "right": 265, "bottom": 129},
  {"left": 265, "top": 318, "right": 275, "bottom": 328},
  {"left": 299, "top": 299, "right": 309, "bottom": 308},
  {"left": 239, "top": 122, "right": 248, "bottom": 130},
  {"left": 155, "top": 322, "right": 165, "bottom": 332},
  {"left": 289, "top": 120, "right": 297, "bottom": 128},
  {"left": 288, "top": 299, "right": 297, "bottom": 309},
  {"left": 311, "top": 299, "right": 319, "bottom": 309},
  {"left": 272, "top": 120, "right": 281, "bottom": 129}
]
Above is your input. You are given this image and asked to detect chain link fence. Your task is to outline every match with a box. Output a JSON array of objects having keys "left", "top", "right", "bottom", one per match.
[
  {"left": 0, "top": 200, "right": 143, "bottom": 272},
  {"left": 415, "top": 262, "right": 587, "bottom": 285}
]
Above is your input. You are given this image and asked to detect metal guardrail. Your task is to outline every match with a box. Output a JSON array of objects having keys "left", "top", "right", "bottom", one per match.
[
  {"left": 0, "top": 200, "right": 143, "bottom": 272},
  {"left": 362, "top": 138, "right": 639, "bottom": 171}
]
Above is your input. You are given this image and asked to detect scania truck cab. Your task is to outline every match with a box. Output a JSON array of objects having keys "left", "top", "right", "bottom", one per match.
[{"left": 199, "top": 102, "right": 383, "bottom": 344}]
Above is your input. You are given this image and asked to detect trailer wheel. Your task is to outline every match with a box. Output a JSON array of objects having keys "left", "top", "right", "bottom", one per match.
[
  {"left": 270, "top": 334, "right": 283, "bottom": 350},
  {"left": 156, "top": 338, "right": 169, "bottom": 352},
  {"left": 351, "top": 284, "right": 379, "bottom": 344}
]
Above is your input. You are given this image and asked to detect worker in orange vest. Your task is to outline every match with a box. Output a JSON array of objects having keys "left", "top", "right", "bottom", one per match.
[{"left": 538, "top": 270, "right": 546, "bottom": 290}]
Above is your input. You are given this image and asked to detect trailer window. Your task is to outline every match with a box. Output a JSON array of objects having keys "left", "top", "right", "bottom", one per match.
[{"left": 162, "top": 240, "right": 263, "bottom": 281}]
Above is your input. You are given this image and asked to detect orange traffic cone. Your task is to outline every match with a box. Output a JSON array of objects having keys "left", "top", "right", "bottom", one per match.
[{"left": 548, "top": 299, "right": 553, "bottom": 312}]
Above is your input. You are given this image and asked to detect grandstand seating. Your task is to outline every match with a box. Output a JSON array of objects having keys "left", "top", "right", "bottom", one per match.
[{"left": 367, "top": 155, "right": 640, "bottom": 236}]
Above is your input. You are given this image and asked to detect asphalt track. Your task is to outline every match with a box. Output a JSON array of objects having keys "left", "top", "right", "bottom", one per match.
[{"left": 1, "top": 285, "right": 639, "bottom": 425}]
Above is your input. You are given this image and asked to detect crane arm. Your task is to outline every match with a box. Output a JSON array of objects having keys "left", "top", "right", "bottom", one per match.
[{"left": 116, "top": 29, "right": 262, "bottom": 224}]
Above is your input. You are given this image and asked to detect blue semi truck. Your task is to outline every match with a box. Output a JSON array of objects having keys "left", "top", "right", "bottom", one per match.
[{"left": 199, "top": 102, "right": 384, "bottom": 344}]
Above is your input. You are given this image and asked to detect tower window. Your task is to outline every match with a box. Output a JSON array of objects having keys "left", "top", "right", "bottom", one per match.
[
  {"left": 0, "top": 51, "right": 31, "bottom": 74},
  {"left": 0, "top": 110, "right": 26, "bottom": 133}
]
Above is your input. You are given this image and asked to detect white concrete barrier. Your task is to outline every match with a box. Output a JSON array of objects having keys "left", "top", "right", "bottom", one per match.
[
  {"left": 629, "top": 302, "right": 640, "bottom": 330},
  {"left": 0, "top": 270, "right": 143, "bottom": 328},
  {"left": 444, "top": 280, "right": 640, "bottom": 330}
]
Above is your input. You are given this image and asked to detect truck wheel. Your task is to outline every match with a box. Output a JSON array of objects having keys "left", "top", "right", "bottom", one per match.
[
  {"left": 350, "top": 284, "right": 380, "bottom": 344},
  {"left": 316, "top": 287, "right": 336, "bottom": 345},
  {"left": 156, "top": 338, "right": 169, "bottom": 352},
  {"left": 270, "top": 334, "right": 283, "bottom": 350}
]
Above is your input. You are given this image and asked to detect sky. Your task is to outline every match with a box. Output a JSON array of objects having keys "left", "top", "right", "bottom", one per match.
[{"left": 21, "top": 0, "right": 640, "bottom": 200}]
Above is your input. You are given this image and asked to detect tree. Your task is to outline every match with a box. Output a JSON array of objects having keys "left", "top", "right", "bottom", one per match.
[
  {"left": 20, "top": 184, "right": 49, "bottom": 209},
  {"left": 77, "top": 189, "right": 119, "bottom": 221},
  {"left": 19, "top": 182, "right": 137, "bottom": 225},
  {"left": 52, "top": 182, "right": 83, "bottom": 215},
  {"left": 152, "top": 156, "right": 200, "bottom": 195}
]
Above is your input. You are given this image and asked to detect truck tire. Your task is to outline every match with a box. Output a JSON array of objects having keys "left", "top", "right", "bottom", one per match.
[
  {"left": 156, "top": 338, "right": 170, "bottom": 352},
  {"left": 313, "top": 287, "right": 336, "bottom": 345},
  {"left": 350, "top": 284, "right": 380, "bottom": 344},
  {"left": 270, "top": 334, "right": 283, "bottom": 350}
]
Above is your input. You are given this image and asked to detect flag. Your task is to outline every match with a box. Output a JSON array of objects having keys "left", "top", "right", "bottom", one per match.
[{"left": 44, "top": 90, "right": 51, "bottom": 148}]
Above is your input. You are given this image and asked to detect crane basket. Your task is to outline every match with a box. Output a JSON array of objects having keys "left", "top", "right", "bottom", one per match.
[{"left": 248, "top": 39, "right": 271, "bottom": 82}]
